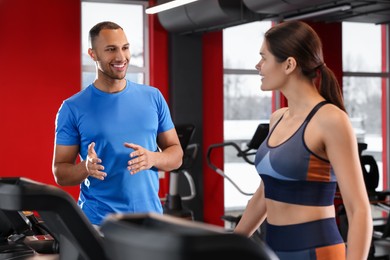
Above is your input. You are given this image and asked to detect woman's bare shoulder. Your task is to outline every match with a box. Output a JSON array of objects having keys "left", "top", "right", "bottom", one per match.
[
  {"left": 269, "top": 107, "right": 289, "bottom": 127},
  {"left": 316, "top": 103, "right": 350, "bottom": 127}
]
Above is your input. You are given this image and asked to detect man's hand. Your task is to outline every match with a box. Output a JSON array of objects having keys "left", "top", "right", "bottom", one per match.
[
  {"left": 85, "top": 142, "right": 107, "bottom": 180},
  {"left": 124, "top": 143, "right": 155, "bottom": 175}
]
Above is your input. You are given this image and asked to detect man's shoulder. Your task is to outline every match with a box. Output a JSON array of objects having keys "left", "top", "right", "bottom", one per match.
[
  {"left": 63, "top": 86, "right": 91, "bottom": 105},
  {"left": 128, "top": 80, "right": 154, "bottom": 89},
  {"left": 128, "top": 80, "right": 160, "bottom": 94}
]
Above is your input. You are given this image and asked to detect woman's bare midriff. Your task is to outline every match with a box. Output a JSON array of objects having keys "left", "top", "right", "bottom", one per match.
[{"left": 265, "top": 199, "right": 336, "bottom": 225}]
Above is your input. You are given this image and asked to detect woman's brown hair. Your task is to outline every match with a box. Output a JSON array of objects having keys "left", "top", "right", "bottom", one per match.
[{"left": 265, "top": 21, "right": 346, "bottom": 112}]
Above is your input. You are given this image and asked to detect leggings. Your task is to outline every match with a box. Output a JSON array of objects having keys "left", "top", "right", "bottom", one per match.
[{"left": 266, "top": 218, "right": 346, "bottom": 260}]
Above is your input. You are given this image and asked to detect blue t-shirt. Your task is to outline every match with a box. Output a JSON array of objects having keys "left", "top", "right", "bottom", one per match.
[{"left": 55, "top": 80, "right": 174, "bottom": 225}]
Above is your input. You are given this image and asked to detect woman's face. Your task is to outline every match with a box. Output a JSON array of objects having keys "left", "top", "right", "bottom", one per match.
[{"left": 255, "top": 41, "right": 287, "bottom": 92}]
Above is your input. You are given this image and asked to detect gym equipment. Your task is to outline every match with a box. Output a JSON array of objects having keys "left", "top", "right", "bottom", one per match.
[
  {"left": 0, "top": 176, "right": 278, "bottom": 260},
  {"left": 0, "top": 177, "right": 106, "bottom": 260},
  {"left": 207, "top": 123, "right": 269, "bottom": 195},
  {"left": 360, "top": 143, "right": 390, "bottom": 260},
  {"left": 100, "top": 212, "right": 279, "bottom": 260},
  {"left": 358, "top": 143, "right": 390, "bottom": 202},
  {"left": 337, "top": 142, "right": 390, "bottom": 260},
  {"left": 162, "top": 124, "right": 198, "bottom": 220},
  {"left": 0, "top": 209, "right": 56, "bottom": 259},
  {"left": 206, "top": 123, "right": 269, "bottom": 238},
  {"left": 0, "top": 209, "right": 36, "bottom": 260}
]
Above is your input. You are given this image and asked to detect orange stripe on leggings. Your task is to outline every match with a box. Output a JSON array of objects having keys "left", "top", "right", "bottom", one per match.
[{"left": 315, "top": 243, "right": 346, "bottom": 260}]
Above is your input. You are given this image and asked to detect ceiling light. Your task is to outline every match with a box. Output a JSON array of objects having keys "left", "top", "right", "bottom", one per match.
[
  {"left": 145, "top": 0, "right": 199, "bottom": 14},
  {"left": 284, "top": 4, "right": 351, "bottom": 21}
]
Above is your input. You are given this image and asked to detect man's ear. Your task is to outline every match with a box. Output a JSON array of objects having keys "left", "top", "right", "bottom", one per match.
[
  {"left": 285, "top": 57, "right": 297, "bottom": 74},
  {"left": 88, "top": 48, "right": 96, "bottom": 61}
]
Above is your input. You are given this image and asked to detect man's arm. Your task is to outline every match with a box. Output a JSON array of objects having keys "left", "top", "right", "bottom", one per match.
[
  {"left": 124, "top": 128, "right": 183, "bottom": 174},
  {"left": 155, "top": 128, "right": 184, "bottom": 171},
  {"left": 52, "top": 143, "right": 106, "bottom": 186}
]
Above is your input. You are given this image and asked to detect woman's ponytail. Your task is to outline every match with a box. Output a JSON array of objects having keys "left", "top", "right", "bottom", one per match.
[{"left": 319, "top": 65, "right": 346, "bottom": 112}]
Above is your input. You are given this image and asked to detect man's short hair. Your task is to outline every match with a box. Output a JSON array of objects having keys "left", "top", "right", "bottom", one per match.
[{"left": 89, "top": 21, "right": 123, "bottom": 48}]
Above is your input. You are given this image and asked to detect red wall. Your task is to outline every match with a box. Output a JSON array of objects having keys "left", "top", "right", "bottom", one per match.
[
  {"left": 148, "top": 0, "right": 169, "bottom": 98},
  {"left": 0, "top": 0, "right": 82, "bottom": 198},
  {"left": 309, "top": 22, "right": 343, "bottom": 86},
  {"left": 202, "top": 31, "right": 224, "bottom": 226},
  {"left": 148, "top": 2, "right": 171, "bottom": 198}
]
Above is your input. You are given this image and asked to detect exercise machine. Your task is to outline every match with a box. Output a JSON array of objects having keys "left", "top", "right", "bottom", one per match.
[
  {"left": 100, "top": 212, "right": 278, "bottom": 260},
  {"left": 357, "top": 143, "right": 390, "bottom": 259},
  {"left": 0, "top": 209, "right": 56, "bottom": 259},
  {"left": 337, "top": 142, "right": 390, "bottom": 260},
  {"left": 0, "top": 209, "right": 37, "bottom": 259},
  {"left": 0, "top": 177, "right": 106, "bottom": 260},
  {"left": 207, "top": 123, "right": 269, "bottom": 194},
  {"left": 162, "top": 124, "right": 198, "bottom": 220},
  {"left": 0, "top": 176, "right": 278, "bottom": 260},
  {"left": 206, "top": 123, "right": 269, "bottom": 238}
]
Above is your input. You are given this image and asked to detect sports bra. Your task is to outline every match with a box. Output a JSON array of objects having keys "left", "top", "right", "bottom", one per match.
[{"left": 254, "top": 101, "right": 337, "bottom": 206}]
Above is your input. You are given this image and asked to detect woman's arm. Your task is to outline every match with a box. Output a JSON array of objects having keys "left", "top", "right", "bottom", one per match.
[
  {"left": 321, "top": 106, "right": 373, "bottom": 260},
  {"left": 234, "top": 183, "right": 267, "bottom": 237}
]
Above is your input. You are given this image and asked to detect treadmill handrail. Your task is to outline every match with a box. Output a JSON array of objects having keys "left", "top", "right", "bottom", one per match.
[{"left": 0, "top": 177, "right": 107, "bottom": 260}]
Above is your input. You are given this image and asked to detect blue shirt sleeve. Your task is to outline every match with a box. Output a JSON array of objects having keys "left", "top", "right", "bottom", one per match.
[{"left": 55, "top": 101, "right": 80, "bottom": 145}]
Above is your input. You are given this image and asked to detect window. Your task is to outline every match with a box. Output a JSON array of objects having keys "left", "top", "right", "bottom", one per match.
[
  {"left": 342, "top": 22, "right": 389, "bottom": 190},
  {"left": 81, "top": 1, "right": 148, "bottom": 89},
  {"left": 223, "top": 21, "right": 272, "bottom": 214}
]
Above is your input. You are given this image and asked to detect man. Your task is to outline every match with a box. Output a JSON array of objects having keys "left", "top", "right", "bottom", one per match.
[{"left": 52, "top": 21, "right": 183, "bottom": 226}]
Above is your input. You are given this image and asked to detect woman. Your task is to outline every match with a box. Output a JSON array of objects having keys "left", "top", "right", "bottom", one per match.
[{"left": 234, "top": 21, "right": 372, "bottom": 260}]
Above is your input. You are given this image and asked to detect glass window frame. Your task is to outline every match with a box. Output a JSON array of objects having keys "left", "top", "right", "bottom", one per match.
[
  {"left": 342, "top": 23, "right": 390, "bottom": 190},
  {"left": 222, "top": 21, "right": 273, "bottom": 213}
]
